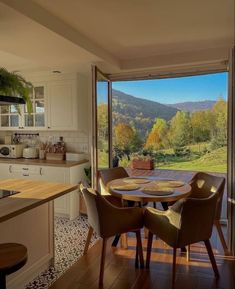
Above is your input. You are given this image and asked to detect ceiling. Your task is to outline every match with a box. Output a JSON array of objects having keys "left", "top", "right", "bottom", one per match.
[{"left": 0, "top": 0, "right": 234, "bottom": 74}]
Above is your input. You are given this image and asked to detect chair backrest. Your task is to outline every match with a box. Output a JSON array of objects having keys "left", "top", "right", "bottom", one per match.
[
  {"left": 189, "top": 172, "right": 225, "bottom": 220},
  {"left": 173, "top": 191, "right": 219, "bottom": 247},
  {"left": 80, "top": 185, "right": 101, "bottom": 236},
  {"left": 99, "top": 167, "right": 129, "bottom": 194}
]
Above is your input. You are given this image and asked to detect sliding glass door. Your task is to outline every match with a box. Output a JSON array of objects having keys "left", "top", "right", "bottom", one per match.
[{"left": 91, "top": 66, "right": 112, "bottom": 188}]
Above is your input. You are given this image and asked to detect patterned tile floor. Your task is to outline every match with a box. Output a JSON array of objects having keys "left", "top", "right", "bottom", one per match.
[{"left": 25, "top": 215, "right": 98, "bottom": 289}]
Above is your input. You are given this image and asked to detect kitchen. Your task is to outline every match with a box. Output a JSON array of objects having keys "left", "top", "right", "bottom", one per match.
[{"left": 0, "top": 69, "right": 91, "bottom": 289}]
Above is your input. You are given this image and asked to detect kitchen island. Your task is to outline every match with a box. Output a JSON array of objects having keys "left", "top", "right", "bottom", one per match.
[{"left": 0, "top": 179, "right": 78, "bottom": 289}]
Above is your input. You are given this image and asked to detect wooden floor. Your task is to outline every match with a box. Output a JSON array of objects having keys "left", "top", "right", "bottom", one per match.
[{"left": 49, "top": 226, "right": 235, "bottom": 289}]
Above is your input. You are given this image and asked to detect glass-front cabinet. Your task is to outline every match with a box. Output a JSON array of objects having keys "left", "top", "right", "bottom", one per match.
[
  {"left": 0, "top": 83, "right": 46, "bottom": 130},
  {"left": 24, "top": 85, "right": 45, "bottom": 128},
  {"left": 0, "top": 105, "right": 21, "bottom": 129}
]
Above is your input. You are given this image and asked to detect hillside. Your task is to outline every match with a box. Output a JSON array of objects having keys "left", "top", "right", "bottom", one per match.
[
  {"left": 167, "top": 100, "right": 216, "bottom": 112},
  {"left": 112, "top": 89, "right": 178, "bottom": 138}
]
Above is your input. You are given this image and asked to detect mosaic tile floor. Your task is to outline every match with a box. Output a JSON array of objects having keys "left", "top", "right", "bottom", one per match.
[{"left": 25, "top": 215, "right": 98, "bottom": 289}]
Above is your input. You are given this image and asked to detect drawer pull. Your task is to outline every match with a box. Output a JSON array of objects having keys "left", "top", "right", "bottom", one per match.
[
  {"left": 23, "top": 174, "right": 29, "bottom": 177},
  {"left": 40, "top": 168, "right": 43, "bottom": 175},
  {"left": 22, "top": 168, "right": 29, "bottom": 170},
  {"left": 9, "top": 165, "right": 12, "bottom": 173}
]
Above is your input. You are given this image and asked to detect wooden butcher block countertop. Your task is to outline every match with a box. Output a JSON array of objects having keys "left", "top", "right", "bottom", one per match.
[
  {"left": 0, "top": 179, "right": 78, "bottom": 223},
  {"left": 0, "top": 158, "right": 89, "bottom": 167}
]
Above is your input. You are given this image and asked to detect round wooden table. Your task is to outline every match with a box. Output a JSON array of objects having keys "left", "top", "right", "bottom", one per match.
[{"left": 107, "top": 176, "right": 192, "bottom": 203}]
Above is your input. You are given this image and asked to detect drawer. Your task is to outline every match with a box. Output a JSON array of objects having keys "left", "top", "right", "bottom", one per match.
[{"left": 9, "top": 164, "right": 42, "bottom": 176}]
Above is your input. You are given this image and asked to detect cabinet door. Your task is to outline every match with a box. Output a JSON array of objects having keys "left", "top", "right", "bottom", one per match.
[
  {"left": 22, "top": 83, "right": 47, "bottom": 130},
  {"left": 0, "top": 163, "right": 12, "bottom": 179},
  {"left": 39, "top": 166, "right": 70, "bottom": 217},
  {"left": 0, "top": 105, "right": 23, "bottom": 130},
  {"left": 47, "top": 80, "right": 78, "bottom": 130}
]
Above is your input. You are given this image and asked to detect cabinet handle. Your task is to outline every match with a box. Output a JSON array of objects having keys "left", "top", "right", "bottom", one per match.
[
  {"left": 48, "top": 126, "right": 51, "bottom": 129},
  {"left": 40, "top": 168, "right": 43, "bottom": 175},
  {"left": 22, "top": 167, "right": 29, "bottom": 170},
  {"left": 9, "top": 165, "right": 12, "bottom": 173},
  {"left": 23, "top": 174, "right": 29, "bottom": 177}
]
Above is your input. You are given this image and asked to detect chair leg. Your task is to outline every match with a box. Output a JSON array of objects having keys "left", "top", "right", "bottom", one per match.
[
  {"left": 186, "top": 244, "right": 190, "bottom": 262},
  {"left": 214, "top": 220, "right": 229, "bottom": 255},
  {"left": 112, "top": 234, "right": 121, "bottom": 247},
  {"left": 99, "top": 238, "right": 107, "bottom": 286},
  {"left": 0, "top": 272, "right": 6, "bottom": 289},
  {"left": 172, "top": 247, "right": 177, "bottom": 289},
  {"left": 135, "top": 230, "right": 144, "bottom": 268},
  {"left": 146, "top": 231, "right": 153, "bottom": 269},
  {"left": 204, "top": 239, "right": 220, "bottom": 278},
  {"left": 83, "top": 226, "right": 94, "bottom": 255}
]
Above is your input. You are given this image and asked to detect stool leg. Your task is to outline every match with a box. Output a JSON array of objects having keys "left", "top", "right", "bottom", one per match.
[{"left": 0, "top": 273, "right": 6, "bottom": 289}]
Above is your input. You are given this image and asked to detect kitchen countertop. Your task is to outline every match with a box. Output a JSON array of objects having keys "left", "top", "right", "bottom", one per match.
[
  {"left": 0, "top": 158, "right": 89, "bottom": 167},
  {"left": 0, "top": 179, "right": 78, "bottom": 223}
]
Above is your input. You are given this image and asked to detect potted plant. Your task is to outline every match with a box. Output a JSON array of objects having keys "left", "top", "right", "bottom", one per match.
[
  {"left": 0, "top": 67, "right": 33, "bottom": 113},
  {"left": 130, "top": 153, "right": 154, "bottom": 170}
]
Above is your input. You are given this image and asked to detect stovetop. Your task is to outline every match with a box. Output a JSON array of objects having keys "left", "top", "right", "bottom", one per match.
[{"left": 0, "top": 189, "right": 20, "bottom": 199}]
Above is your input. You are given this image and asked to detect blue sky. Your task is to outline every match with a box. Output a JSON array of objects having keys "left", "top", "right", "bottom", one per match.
[{"left": 112, "top": 72, "right": 228, "bottom": 104}]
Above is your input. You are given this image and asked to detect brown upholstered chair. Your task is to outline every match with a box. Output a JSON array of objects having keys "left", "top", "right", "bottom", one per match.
[
  {"left": 144, "top": 191, "right": 220, "bottom": 288},
  {"left": 80, "top": 184, "right": 144, "bottom": 286},
  {"left": 99, "top": 167, "right": 129, "bottom": 203},
  {"left": 189, "top": 172, "right": 228, "bottom": 255}
]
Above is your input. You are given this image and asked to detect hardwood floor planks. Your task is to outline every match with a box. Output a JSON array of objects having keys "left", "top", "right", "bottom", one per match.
[{"left": 49, "top": 226, "right": 235, "bottom": 289}]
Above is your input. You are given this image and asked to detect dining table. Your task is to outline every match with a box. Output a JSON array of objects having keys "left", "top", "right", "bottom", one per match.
[
  {"left": 107, "top": 176, "right": 191, "bottom": 203},
  {"left": 107, "top": 176, "right": 192, "bottom": 248}
]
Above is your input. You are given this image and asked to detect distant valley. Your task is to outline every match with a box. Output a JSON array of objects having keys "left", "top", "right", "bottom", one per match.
[{"left": 112, "top": 89, "right": 216, "bottom": 138}]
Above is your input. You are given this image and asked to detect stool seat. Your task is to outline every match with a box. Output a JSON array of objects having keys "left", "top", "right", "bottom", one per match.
[{"left": 0, "top": 243, "right": 27, "bottom": 276}]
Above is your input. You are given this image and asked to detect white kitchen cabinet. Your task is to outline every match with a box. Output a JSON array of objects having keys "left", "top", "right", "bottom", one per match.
[
  {"left": 0, "top": 162, "right": 89, "bottom": 220},
  {"left": 47, "top": 79, "right": 78, "bottom": 130},
  {"left": 0, "top": 83, "right": 47, "bottom": 131},
  {"left": 0, "top": 72, "right": 88, "bottom": 132}
]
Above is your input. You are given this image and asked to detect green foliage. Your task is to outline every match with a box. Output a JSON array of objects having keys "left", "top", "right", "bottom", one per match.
[
  {"left": 0, "top": 67, "right": 33, "bottom": 113},
  {"left": 174, "top": 146, "right": 191, "bottom": 157},
  {"left": 119, "top": 155, "right": 131, "bottom": 167},
  {"left": 169, "top": 111, "right": 192, "bottom": 148}
]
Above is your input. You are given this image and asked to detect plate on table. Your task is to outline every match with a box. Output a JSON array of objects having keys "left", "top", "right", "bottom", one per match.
[
  {"left": 110, "top": 184, "right": 140, "bottom": 191},
  {"left": 142, "top": 186, "right": 174, "bottom": 196},
  {"left": 153, "top": 180, "right": 185, "bottom": 188},
  {"left": 123, "top": 177, "right": 151, "bottom": 184}
]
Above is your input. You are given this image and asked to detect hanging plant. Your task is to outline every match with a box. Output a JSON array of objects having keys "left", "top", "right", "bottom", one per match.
[{"left": 0, "top": 67, "right": 33, "bottom": 113}]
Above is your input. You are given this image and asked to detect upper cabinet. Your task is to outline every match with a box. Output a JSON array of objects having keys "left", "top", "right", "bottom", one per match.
[
  {"left": 0, "top": 73, "right": 88, "bottom": 132},
  {"left": 47, "top": 79, "right": 78, "bottom": 130}
]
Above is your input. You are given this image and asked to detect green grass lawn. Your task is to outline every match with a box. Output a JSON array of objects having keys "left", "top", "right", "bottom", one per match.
[{"left": 157, "top": 147, "right": 227, "bottom": 173}]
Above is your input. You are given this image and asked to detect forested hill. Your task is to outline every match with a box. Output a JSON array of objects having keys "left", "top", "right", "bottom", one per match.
[
  {"left": 112, "top": 89, "right": 179, "bottom": 138},
  {"left": 167, "top": 100, "right": 216, "bottom": 112}
]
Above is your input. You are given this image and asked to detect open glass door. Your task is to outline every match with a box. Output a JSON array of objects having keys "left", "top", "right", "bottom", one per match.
[
  {"left": 228, "top": 46, "right": 235, "bottom": 255},
  {"left": 91, "top": 66, "right": 112, "bottom": 189}
]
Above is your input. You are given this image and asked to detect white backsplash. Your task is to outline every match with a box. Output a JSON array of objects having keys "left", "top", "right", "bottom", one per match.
[{"left": 0, "top": 130, "right": 89, "bottom": 155}]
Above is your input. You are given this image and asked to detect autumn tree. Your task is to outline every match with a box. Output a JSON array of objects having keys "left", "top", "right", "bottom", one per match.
[
  {"left": 145, "top": 118, "right": 169, "bottom": 150},
  {"left": 210, "top": 98, "right": 227, "bottom": 148},
  {"left": 113, "top": 123, "right": 140, "bottom": 156},
  {"left": 97, "top": 103, "right": 108, "bottom": 151},
  {"left": 191, "top": 110, "right": 211, "bottom": 142},
  {"left": 169, "top": 111, "right": 192, "bottom": 148}
]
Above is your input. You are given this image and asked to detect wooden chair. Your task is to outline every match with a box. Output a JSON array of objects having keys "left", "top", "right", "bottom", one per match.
[
  {"left": 144, "top": 191, "right": 220, "bottom": 289},
  {"left": 80, "top": 184, "right": 144, "bottom": 286},
  {"left": 189, "top": 172, "right": 228, "bottom": 255},
  {"left": 0, "top": 243, "right": 27, "bottom": 289}
]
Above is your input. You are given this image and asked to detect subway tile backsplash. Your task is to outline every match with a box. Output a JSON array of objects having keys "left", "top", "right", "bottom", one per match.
[{"left": 0, "top": 130, "right": 89, "bottom": 155}]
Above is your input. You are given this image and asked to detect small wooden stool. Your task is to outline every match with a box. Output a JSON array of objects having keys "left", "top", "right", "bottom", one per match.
[{"left": 0, "top": 243, "right": 27, "bottom": 289}]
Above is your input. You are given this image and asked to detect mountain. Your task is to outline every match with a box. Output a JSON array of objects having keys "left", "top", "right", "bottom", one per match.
[
  {"left": 167, "top": 100, "right": 216, "bottom": 112},
  {"left": 112, "top": 89, "right": 179, "bottom": 138}
]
